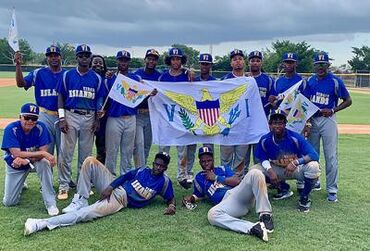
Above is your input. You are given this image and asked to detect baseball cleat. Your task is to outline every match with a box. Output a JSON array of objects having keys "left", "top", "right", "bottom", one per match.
[
  {"left": 273, "top": 190, "right": 293, "bottom": 200},
  {"left": 47, "top": 205, "right": 59, "bottom": 216},
  {"left": 57, "top": 189, "right": 69, "bottom": 200},
  {"left": 178, "top": 179, "right": 192, "bottom": 190},
  {"left": 250, "top": 222, "right": 268, "bottom": 242},
  {"left": 24, "top": 218, "right": 42, "bottom": 236},
  {"left": 62, "top": 194, "right": 88, "bottom": 213},
  {"left": 259, "top": 213, "right": 274, "bottom": 233},
  {"left": 298, "top": 198, "right": 311, "bottom": 213},
  {"left": 313, "top": 182, "right": 322, "bottom": 191},
  {"left": 327, "top": 193, "right": 338, "bottom": 202}
]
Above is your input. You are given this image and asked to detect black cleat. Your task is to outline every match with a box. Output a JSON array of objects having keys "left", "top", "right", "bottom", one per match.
[
  {"left": 273, "top": 190, "right": 293, "bottom": 200},
  {"left": 250, "top": 222, "right": 268, "bottom": 242},
  {"left": 259, "top": 214, "right": 274, "bottom": 233},
  {"left": 69, "top": 180, "right": 77, "bottom": 189},
  {"left": 298, "top": 198, "right": 312, "bottom": 213},
  {"left": 178, "top": 179, "right": 192, "bottom": 189}
]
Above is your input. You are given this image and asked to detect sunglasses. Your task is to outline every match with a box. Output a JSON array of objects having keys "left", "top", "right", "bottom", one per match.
[
  {"left": 77, "top": 53, "right": 91, "bottom": 58},
  {"left": 23, "top": 115, "right": 38, "bottom": 122}
]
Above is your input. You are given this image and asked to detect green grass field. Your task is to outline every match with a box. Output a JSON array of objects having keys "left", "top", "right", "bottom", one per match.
[
  {"left": 0, "top": 133, "right": 369, "bottom": 250},
  {"left": 0, "top": 71, "right": 18, "bottom": 78},
  {"left": 1, "top": 84, "right": 369, "bottom": 124}
]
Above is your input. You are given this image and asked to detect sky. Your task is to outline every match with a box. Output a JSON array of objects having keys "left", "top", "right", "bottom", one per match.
[{"left": 1, "top": 0, "right": 370, "bottom": 66}]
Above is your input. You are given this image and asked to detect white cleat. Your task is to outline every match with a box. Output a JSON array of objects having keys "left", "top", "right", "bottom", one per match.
[
  {"left": 47, "top": 205, "right": 60, "bottom": 216},
  {"left": 62, "top": 194, "right": 88, "bottom": 214},
  {"left": 24, "top": 218, "right": 42, "bottom": 236}
]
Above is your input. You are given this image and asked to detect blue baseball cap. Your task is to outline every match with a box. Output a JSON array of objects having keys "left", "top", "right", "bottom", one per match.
[
  {"left": 199, "top": 53, "right": 213, "bottom": 63},
  {"left": 20, "top": 103, "right": 39, "bottom": 117},
  {"left": 282, "top": 52, "right": 298, "bottom": 62},
  {"left": 45, "top": 45, "right": 61, "bottom": 56},
  {"left": 116, "top": 50, "right": 131, "bottom": 60},
  {"left": 145, "top": 48, "right": 160, "bottom": 58},
  {"left": 168, "top": 47, "right": 184, "bottom": 57},
  {"left": 230, "top": 49, "right": 244, "bottom": 59},
  {"left": 248, "top": 50, "right": 263, "bottom": 60},
  {"left": 314, "top": 52, "right": 330, "bottom": 64},
  {"left": 75, "top": 44, "right": 92, "bottom": 55},
  {"left": 198, "top": 146, "right": 213, "bottom": 157},
  {"left": 269, "top": 109, "right": 287, "bottom": 122}
]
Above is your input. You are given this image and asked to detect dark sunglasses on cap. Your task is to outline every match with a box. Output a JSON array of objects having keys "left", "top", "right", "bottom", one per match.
[
  {"left": 77, "top": 53, "right": 91, "bottom": 58},
  {"left": 22, "top": 115, "right": 38, "bottom": 122}
]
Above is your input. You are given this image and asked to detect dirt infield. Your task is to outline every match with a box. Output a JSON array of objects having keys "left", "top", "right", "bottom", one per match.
[
  {"left": 0, "top": 78, "right": 16, "bottom": 87},
  {"left": 0, "top": 117, "right": 369, "bottom": 134}
]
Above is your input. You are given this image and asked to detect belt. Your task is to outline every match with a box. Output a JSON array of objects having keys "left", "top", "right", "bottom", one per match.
[
  {"left": 39, "top": 107, "right": 58, "bottom": 116},
  {"left": 137, "top": 109, "right": 149, "bottom": 114},
  {"left": 67, "top": 109, "right": 94, "bottom": 115},
  {"left": 120, "top": 115, "right": 132, "bottom": 119}
]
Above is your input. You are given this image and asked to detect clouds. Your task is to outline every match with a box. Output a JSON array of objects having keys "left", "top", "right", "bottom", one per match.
[{"left": 0, "top": 0, "right": 370, "bottom": 64}]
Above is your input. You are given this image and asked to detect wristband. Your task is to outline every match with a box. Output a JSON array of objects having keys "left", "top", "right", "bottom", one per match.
[
  {"left": 331, "top": 109, "right": 335, "bottom": 114},
  {"left": 262, "top": 160, "right": 272, "bottom": 171},
  {"left": 58, "top": 108, "right": 65, "bottom": 118},
  {"left": 296, "top": 158, "right": 305, "bottom": 165}
]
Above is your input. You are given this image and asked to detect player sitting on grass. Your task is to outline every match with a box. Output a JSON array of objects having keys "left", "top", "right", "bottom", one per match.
[
  {"left": 182, "top": 146, "right": 240, "bottom": 209},
  {"left": 252, "top": 110, "right": 321, "bottom": 213},
  {"left": 24, "top": 152, "right": 176, "bottom": 235}
]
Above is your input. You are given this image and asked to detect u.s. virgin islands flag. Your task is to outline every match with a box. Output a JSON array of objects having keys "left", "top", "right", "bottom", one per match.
[
  {"left": 108, "top": 74, "right": 153, "bottom": 108},
  {"left": 147, "top": 77, "right": 269, "bottom": 146}
]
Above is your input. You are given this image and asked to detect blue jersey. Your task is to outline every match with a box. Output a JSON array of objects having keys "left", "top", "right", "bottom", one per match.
[
  {"left": 110, "top": 167, "right": 174, "bottom": 208},
  {"left": 1, "top": 121, "right": 51, "bottom": 170},
  {"left": 24, "top": 67, "right": 66, "bottom": 111},
  {"left": 193, "top": 166, "right": 235, "bottom": 205},
  {"left": 253, "top": 73, "right": 274, "bottom": 116},
  {"left": 57, "top": 68, "right": 103, "bottom": 111},
  {"left": 158, "top": 70, "right": 189, "bottom": 82},
  {"left": 304, "top": 73, "right": 350, "bottom": 110},
  {"left": 255, "top": 129, "right": 319, "bottom": 164},
  {"left": 106, "top": 73, "right": 141, "bottom": 117},
  {"left": 271, "top": 73, "right": 304, "bottom": 96},
  {"left": 194, "top": 75, "right": 216, "bottom": 81},
  {"left": 134, "top": 68, "right": 161, "bottom": 109}
]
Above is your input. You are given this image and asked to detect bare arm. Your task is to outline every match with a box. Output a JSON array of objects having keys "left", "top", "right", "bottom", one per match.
[
  {"left": 14, "top": 52, "right": 27, "bottom": 88},
  {"left": 9, "top": 146, "right": 56, "bottom": 167}
]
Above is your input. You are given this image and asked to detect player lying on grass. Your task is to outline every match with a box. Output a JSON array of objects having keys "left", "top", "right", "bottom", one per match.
[
  {"left": 182, "top": 146, "right": 240, "bottom": 209},
  {"left": 24, "top": 152, "right": 176, "bottom": 235}
]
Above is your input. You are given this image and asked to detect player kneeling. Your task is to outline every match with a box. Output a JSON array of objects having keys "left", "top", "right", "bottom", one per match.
[
  {"left": 24, "top": 152, "right": 175, "bottom": 235},
  {"left": 253, "top": 110, "right": 321, "bottom": 213}
]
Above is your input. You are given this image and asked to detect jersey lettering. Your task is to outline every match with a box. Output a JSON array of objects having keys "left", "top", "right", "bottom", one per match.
[
  {"left": 131, "top": 180, "right": 155, "bottom": 200},
  {"left": 311, "top": 92, "right": 329, "bottom": 105},
  {"left": 29, "top": 105, "right": 37, "bottom": 112},
  {"left": 68, "top": 87, "right": 95, "bottom": 99},
  {"left": 259, "top": 87, "right": 267, "bottom": 98},
  {"left": 207, "top": 182, "right": 225, "bottom": 196},
  {"left": 40, "top": 89, "right": 58, "bottom": 97}
]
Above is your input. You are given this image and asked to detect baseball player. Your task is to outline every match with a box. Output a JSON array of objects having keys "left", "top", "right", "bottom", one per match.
[
  {"left": 24, "top": 152, "right": 176, "bottom": 236},
  {"left": 303, "top": 52, "right": 352, "bottom": 202},
  {"left": 267, "top": 52, "right": 306, "bottom": 200},
  {"left": 104, "top": 50, "right": 141, "bottom": 176},
  {"left": 2, "top": 103, "right": 59, "bottom": 216},
  {"left": 252, "top": 111, "right": 321, "bottom": 212},
  {"left": 57, "top": 44, "right": 104, "bottom": 200},
  {"left": 219, "top": 49, "right": 250, "bottom": 174},
  {"left": 133, "top": 49, "right": 161, "bottom": 168},
  {"left": 90, "top": 55, "right": 109, "bottom": 164},
  {"left": 15, "top": 45, "right": 65, "bottom": 156},
  {"left": 158, "top": 47, "right": 194, "bottom": 189},
  {"left": 207, "top": 164, "right": 273, "bottom": 242},
  {"left": 182, "top": 146, "right": 240, "bottom": 207},
  {"left": 182, "top": 53, "right": 218, "bottom": 176}
]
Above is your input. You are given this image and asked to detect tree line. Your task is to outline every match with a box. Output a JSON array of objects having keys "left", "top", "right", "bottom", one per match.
[{"left": 1, "top": 38, "right": 369, "bottom": 72}]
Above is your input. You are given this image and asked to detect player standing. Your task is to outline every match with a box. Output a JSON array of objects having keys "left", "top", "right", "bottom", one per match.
[
  {"left": 15, "top": 45, "right": 65, "bottom": 156},
  {"left": 133, "top": 49, "right": 161, "bottom": 168},
  {"left": 104, "top": 50, "right": 141, "bottom": 176},
  {"left": 303, "top": 52, "right": 352, "bottom": 202},
  {"left": 57, "top": 44, "right": 104, "bottom": 200}
]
